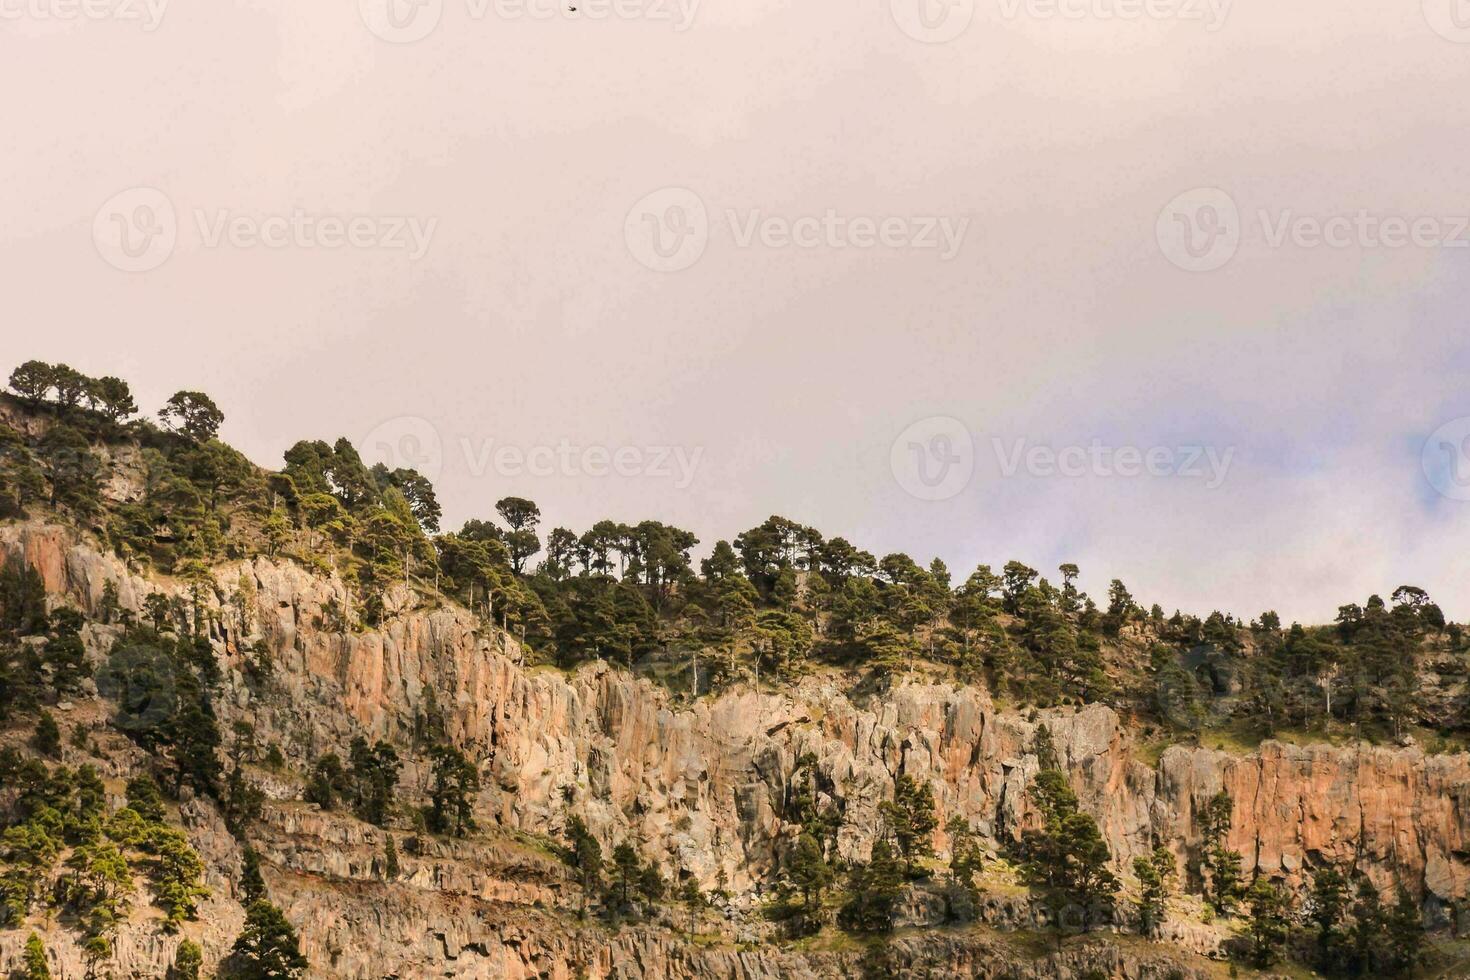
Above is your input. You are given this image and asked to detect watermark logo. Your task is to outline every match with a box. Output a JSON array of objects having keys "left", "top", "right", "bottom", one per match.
[
  {"left": 461, "top": 438, "right": 703, "bottom": 487},
  {"left": 890, "top": 0, "right": 974, "bottom": 42},
  {"left": 0, "top": 0, "right": 168, "bottom": 29},
  {"left": 625, "top": 187, "right": 709, "bottom": 272},
  {"left": 359, "top": 0, "right": 697, "bottom": 41},
  {"left": 1423, "top": 0, "right": 1470, "bottom": 43},
  {"left": 361, "top": 416, "right": 445, "bottom": 482},
  {"left": 1158, "top": 188, "right": 1470, "bottom": 271},
  {"left": 96, "top": 643, "right": 177, "bottom": 735},
  {"left": 1259, "top": 210, "right": 1469, "bottom": 250},
  {"left": 353, "top": 417, "right": 703, "bottom": 488},
  {"left": 497, "top": 0, "right": 699, "bottom": 28},
  {"left": 1, "top": 0, "right": 167, "bottom": 28},
  {"left": 625, "top": 187, "right": 970, "bottom": 271},
  {"left": 891, "top": 416, "right": 975, "bottom": 501},
  {"left": 728, "top": 210, "right": 968, "bottom": 258},
  {"left": 1422, "top": 417, "right": 1470, "bottom": 502},
  {"left": 93, "top": 187, "right": 437, "bottom": 271},
  {"left": 359, "top": 0, "right": 443, "bottom": 42},
  {"left": 93, "top": 187, "right": 177, "bottom": 273},
  {"left": 994, "top": 437, "right": 1234, "bottom": 487},
  {"left": 1156, "top": 187, "right": 1240, "bottom": 272},
  {"left": 997, "top": 0, "right": 1230, "bottom": 30},
  {"left": 193, "top": 210, "right": 436, "bottom": 259}
]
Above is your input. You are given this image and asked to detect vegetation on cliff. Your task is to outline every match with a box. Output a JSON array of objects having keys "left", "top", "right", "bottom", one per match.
[{"left": 0, "top": 358, "right": 1459, "bottom": 978}]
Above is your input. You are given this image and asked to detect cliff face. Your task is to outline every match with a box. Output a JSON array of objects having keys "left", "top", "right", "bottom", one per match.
[{"left": 4, "top": 520, "right": 1469, "bottom": 977}]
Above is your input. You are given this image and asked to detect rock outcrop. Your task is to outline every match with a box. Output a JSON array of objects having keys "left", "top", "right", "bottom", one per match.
[{"left": 4, "top": 519, "right": 1469, "bottom": 977}]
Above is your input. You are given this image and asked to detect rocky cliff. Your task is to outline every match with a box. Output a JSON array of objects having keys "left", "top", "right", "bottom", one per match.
[{"left": 3, "top": 519, "right": 1468, "bottom": 977}]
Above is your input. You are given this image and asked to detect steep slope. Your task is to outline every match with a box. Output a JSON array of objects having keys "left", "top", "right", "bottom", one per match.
[{"left": 4, "top": 519, "right": 1469, "bottom": 977}]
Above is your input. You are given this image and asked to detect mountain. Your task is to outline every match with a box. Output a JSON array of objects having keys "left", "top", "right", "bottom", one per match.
[{"left": 0, "top": 361, "right": 1466, "bottom": 978}]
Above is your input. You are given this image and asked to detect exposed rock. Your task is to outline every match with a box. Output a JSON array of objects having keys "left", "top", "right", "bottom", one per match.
[{"left": 3, "top": 519, "right": 1467, "bottom": 977}]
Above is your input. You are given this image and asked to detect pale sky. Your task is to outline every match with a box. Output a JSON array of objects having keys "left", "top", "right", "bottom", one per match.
[{"left": 4, "top": 0, "right": 1470, "bottom": 624}]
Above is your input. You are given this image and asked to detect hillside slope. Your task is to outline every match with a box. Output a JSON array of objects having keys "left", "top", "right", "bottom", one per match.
[{"left": 3, "top": 520, "right": 1468, "bottom": 977}]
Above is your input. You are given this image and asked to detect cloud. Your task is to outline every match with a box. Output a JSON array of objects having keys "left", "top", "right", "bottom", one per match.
[{"left": 3, "top": 0, "right": 1469, "bottom": 623}]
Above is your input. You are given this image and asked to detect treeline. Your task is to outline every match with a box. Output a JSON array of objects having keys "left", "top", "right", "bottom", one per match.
[
  {"left": 1152, "top": 587, "right": 1457, "bottom": 743},
  {"left": 6, "top": 360, "right": 1465, "bottom": 747}
]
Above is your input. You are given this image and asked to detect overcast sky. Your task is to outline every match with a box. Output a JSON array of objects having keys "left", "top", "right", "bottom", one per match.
[{"left": 4, "top": 0, "right": 1470, "bottom": 624}]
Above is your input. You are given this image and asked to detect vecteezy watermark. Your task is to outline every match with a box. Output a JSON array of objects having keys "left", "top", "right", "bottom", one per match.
[
  {"left": 624, "top": 187, "right": 708, "bottom": 273},
  {"left": 997, "top": 0, "right": 1230, "bottom": 30},
  {"left": 889, "top": 0, "right": 974, "bottom": 43},
  {"left": 890, "top": 420, "right": 1234, "bottom": 499},
  {"left": 93, "top": 187, "right": 437, "bottom": 271},
  {"left": 357, "top": 0, "right": 698, "bottom": 42},
  {"left": 461, "top": 438, "right": 704, "bottom": 488},
  {"left": 1157, "top": 187, "right": 1470, "bottom": 272},
  {"left": 1422, "top": 0, "right": 1470, "bottom": 43},
  {"left": 497, "top": 0, "right": 698, "bottom": 27},
  {"left": 1156, "top": 187, "right": 1240, "bottom": 273},
  {"left": 193, "top": 210, "right": 436, "bottom": 259},
  {"left": 994, "top": 438, "right": 1234, "bottom": 488},
  {"left": 96, "top": 643, "right": 177, "bottom": 735},
  {"left": 0, "top": 0, "right": 167, "bottom": 29},
  {"left": 356, "top": 418, "right": 704, "bottom": 488},
  {"left": 1422, "top": 417, "right": 1470, "bottom": 502},
  {"left": 359, "top": 0, "right": 443, "bottom": 42},
  {"left": 362, "top": 416, "right": 445, "bottom": 482},
  {"left": 625, "top": 188, "right": 970, "bottom": 272},
  {"left": 727, "top": 210, "right": 968, "bottom": 258},
  {"left": 1258, "top": 211, "right": 1470, "bottom": 251},
  {"left": 890, "top": 417, "right": 976, "bottom": 501},
  {"left": 93, "top": 187, "right": 177, "bottom": 273}
]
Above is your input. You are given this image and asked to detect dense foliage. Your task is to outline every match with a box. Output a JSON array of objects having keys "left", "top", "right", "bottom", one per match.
[{"left": 0, "top": 360, "right": 1453, "bottom": 975}]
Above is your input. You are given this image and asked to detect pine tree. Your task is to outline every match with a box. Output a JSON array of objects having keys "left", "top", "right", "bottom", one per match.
[
  {"left": 384, "top": 834, "right": 400, "bottom": 880},
  {"left": 878, "top": 774, "right": 937, "bottom": 876},
  {"left": 222, "top": 899, "right": 308, "bottom": 979},
  {"left": 425, "top": 744, "right": 478, "bottom": 837},
  {"left": 304, "top": 753, "right": 346, "bottom": 810},
  {"left": 32, "top": 711, "right": 60, "bottom": 757},
  {"left": 680, "top": 878, "right": 704, "bottom": 940},
  {"left": 944, "top": 816, "right": 984, "bottom": 924},
  {"left": 126, "top": 774, "right": 167, "bottom": 824},
  {"left": 1308, "top": 865, "right": 1348, "bottom": 970},
  {"left": 1386, "top": 887, "right": 1425, "bottom": 975},
  {"left": 168, "top": 673, "right": 221, "bottom": 795},
  {"left": 23, "top": 932, "right": 51, "bottom": 980},
  {"left": 1200, "top": 790, "right": 1242, "bottom": 913},
  {"left": 222, "top": 760, "right": 264, "bottom": 835},
  {"left": 1133, "top": 846, "right": 1175, "bottom": 937},
  {"left": 149, "top": 827, "right": 209, "bottom": 929},
  {"left": 838, "top": 840, "right": 904, "bottom": 933},
  {"left": 1021, "top": 769, "right": 1120, "bottom": 926},
  {"left": 43, "top": 613, "right": 86, "bottom": 695},
  {"left": 1033, "top": 723, "right": 1061, "bottom": 773},
  {"left": 1245, "top": 878, "right": 1290, "bottom": 967},
  {"left": 787, "top": 832, "right": 833, "bottom": 912},
  {"left": 566, "top": 815, "right": 602, "bottom": 917},
  {"left": 1349, "top": 876, "right": 1388, "bottom": 973},
  {"left": 167, "top": 939, "right": 203, "bottom": 980},
  {"left": 612, "top": 840, "right": 640, "bottom": 909},
  {"left": 240, "top": 846, "right": 266, "bottom": 905},
  {"left": 636, "top": 862, "right": 666, "bottom": 912},
  {"left": 347, "top": 738, "right": 401, "bottom": 826}
]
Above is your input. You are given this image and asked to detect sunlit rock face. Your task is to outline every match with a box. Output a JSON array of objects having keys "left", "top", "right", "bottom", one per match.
[{"left": 3, "top": 520, "right": 1467, "bottom": 978}]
